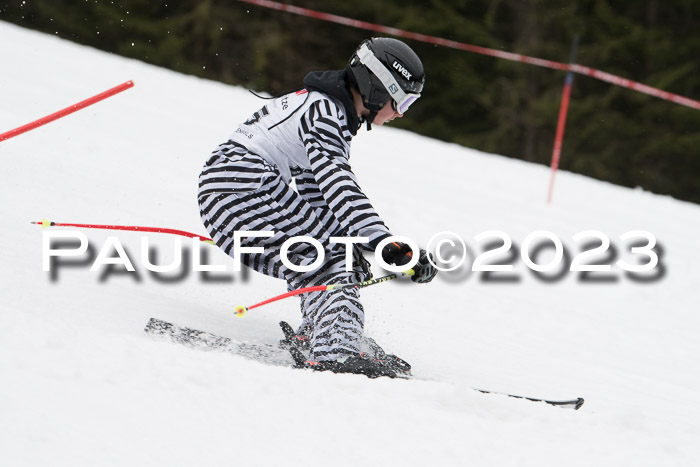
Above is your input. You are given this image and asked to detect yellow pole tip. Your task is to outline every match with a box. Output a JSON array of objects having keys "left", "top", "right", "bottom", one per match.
[
  {"left": 234, "top": 306, "right": 247, "bottom": 317},
  {"left": 41, "top": 219, "right": 52, "bottom": 228}
]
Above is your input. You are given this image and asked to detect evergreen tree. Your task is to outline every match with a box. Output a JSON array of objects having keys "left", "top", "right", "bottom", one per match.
[{"left": 1, "top": 0, "right": 698, "bottom": 202}]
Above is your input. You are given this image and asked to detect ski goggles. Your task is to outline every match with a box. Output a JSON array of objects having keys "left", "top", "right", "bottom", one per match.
[
  {"left": 390, "top": 94, "right": 420, "bottom": 114},
  {"left": 356, "top": 43, "right": 421, "bottom": 114}
]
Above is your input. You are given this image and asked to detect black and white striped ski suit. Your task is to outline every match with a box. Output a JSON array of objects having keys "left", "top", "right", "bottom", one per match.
[{"left": 198, "top": 89, "right": 392, "bottom": 362}]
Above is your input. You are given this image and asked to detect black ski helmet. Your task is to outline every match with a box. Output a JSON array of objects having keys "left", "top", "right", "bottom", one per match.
[{"left": 346, "top": 37, "right": 425, "bottom": 128}]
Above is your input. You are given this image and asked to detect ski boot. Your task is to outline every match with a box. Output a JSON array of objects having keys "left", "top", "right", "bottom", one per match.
[
  {"left": 305, "top": 354, "right": 398, "bottom": 379},
  {"left": 359, "top": 336, "right": 412, "bottom": 378}
]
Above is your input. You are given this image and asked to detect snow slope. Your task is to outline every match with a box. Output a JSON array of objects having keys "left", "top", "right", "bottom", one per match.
[{"left": 2, "top": 21, "right": 699, "bottom": 466}]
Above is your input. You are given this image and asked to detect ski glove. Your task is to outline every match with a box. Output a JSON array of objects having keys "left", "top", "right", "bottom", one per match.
[
  {"left": 381, "top": 241, "right": 414, "bottom": 267},
  {"left": 411, "top": 249, "right": 438, "bottom": 284},
  {"left": 381, "top": 242, "right": 437, "bottom": 283}
]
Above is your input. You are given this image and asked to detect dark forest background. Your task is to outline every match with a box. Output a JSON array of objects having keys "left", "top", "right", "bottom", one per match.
[{"left": 2, "top": 0, "right": 699, "bottom": 203}]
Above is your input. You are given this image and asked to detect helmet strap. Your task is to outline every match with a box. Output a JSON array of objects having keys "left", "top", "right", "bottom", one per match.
[{"left": 365, "top": 110, "right": 378, "bottom": 131}]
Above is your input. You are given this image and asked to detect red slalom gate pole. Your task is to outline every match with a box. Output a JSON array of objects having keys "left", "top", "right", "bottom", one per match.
[
  {"left": 32, "top": 218, "right": 214, "bottom": 243},
  {"left": 547, "top": 37, "right": 579, "bottom": 204},
  {"left": 0, "top": 80, "right": 134, "bottom": 142}
]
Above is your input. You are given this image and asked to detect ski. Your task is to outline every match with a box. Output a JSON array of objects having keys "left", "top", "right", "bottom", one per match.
[
  {"left": 475, "top": 389, "right": 584, "bottom": 410},
  {"left": 144, "top": 318, "right": 294, "bottom": 367},
  {"left": 144, "top": 318, "right": 583, "bottom": 410}
]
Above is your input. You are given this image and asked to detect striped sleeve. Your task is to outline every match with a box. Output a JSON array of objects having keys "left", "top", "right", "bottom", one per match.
[{"left": 298, "top": 99, "right": 392, "bottom": 249}]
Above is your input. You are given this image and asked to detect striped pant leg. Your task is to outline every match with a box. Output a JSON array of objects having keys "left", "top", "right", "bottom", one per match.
[
  {"left": 198, "top": 152, "right": 367, "bottom": 361},
  {"left": 295, "top": 267, "right": 365, "bottom": 362},
  {"left": 293, "top": 172, "right": 372, "bottom": 360}
]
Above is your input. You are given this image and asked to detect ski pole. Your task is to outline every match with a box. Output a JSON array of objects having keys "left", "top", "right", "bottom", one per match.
[
  {"left": 32, "top": 218, "right": 214, "bottom": 243},
  {"left": 34, "top": 219, "right": 412, "bottom": 316},
  {"left": 234, "top": 270, "right": 414, "bottom": 317}
]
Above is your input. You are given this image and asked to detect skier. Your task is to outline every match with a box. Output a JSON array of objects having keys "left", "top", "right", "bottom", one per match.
[{"left": 197, "top": 37, "right": 437, "bottom": 378}]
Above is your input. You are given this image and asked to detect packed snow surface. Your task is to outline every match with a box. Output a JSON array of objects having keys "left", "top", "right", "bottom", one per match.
[{"left": 1, "top": 21, "right": 699, "bottom": 466}]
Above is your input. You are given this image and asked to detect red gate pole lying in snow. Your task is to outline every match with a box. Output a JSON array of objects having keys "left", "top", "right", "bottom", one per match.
[{"left": 0, "top": 80, "right": 134, "bottom": 142}]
